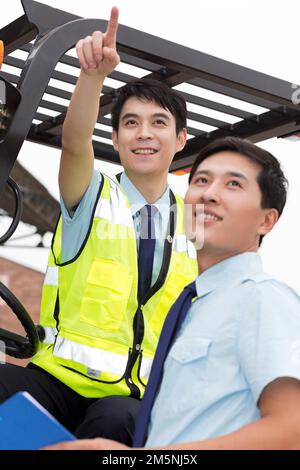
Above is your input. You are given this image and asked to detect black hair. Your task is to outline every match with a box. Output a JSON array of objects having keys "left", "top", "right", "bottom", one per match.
[{"left": 111, "top": 79, "right": 186, "bottom": 135}]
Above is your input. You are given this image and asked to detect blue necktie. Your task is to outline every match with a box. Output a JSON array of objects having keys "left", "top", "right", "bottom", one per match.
[
  {"left": 133, "top": 281, "right": 197, "bottom": 447},
  {"left": 138, "top": 205, "right": 157, "bottom": 302}
]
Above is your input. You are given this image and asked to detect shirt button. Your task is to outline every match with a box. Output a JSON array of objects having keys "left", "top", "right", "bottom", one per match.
[
  {"left": 136, "top": 344, "right": 141, "bottom": 351},
  {"left": 128, "top": 379, "right": 133, "bottom": 384},
  {"left": 167, "top": 235, "right": 173, "bottom": 244}
]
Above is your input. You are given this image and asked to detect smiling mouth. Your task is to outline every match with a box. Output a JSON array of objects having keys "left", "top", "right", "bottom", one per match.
[
  {"left": 196, "top": 212, "right": 223, "bottom": 222},
  {"left": 132, "top": 149, "right": 158, "bottom": 155}
]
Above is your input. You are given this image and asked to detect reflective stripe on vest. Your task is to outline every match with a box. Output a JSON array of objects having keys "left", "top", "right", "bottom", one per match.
[
  {"left": 44, "top": 266, "right": 58, "bottom": 286},
  {"left": 53, "top": 336, "right": 153, "bottom": 379},
  {"left": 95, "top": 176, "right": 133, "bottom": 226},
  {"left": 95, "top": 198, "right": 133, "bottom": 227},
  {"left": 43, "top": 326, "right": 58, "bottom": 344},
  {"left": 173, "top": 234, "right": 197, "bottom": 258}
]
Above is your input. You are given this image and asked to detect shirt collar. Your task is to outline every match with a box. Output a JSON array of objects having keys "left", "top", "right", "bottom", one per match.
[
  {"left": 120, "top": 172, "right": 170, "bottom": 217},
  {"left": 195, "top": 252, "right": 263, "bottom": 298}
]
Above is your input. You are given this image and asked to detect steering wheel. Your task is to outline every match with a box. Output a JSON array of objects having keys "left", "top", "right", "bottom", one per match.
[
  {"left": 0, "top": 177, "right": 45, "bottom": 358},
  {"left": 0, "top": 282, "right": 44, "bottom": 358}
]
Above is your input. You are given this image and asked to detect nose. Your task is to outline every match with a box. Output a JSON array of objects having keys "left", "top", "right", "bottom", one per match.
[
  {"left": 201, "top": 182, "right": 221, "bottom": 204},
  {"left": 136, "top": 122, "right": 153, "bottom": 140}
]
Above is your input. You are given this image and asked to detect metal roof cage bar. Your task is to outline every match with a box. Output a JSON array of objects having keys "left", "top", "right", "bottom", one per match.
[{"left": 1, "top": 0, "right": 300, "bottom": 233}]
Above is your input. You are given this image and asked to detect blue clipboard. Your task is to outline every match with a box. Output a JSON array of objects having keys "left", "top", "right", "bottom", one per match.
[{"left": 0, "top": 391, "right": 76, "bottom": 450}]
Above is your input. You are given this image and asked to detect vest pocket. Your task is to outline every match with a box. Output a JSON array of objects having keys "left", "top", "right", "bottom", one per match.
[{"left": 80, "top": 257, "right": 133, "bottom": 331}]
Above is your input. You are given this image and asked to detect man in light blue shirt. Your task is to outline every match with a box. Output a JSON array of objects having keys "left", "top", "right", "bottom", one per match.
[
  {"left": 145, "top": 136, "right": 300, "bottom": 449},
  {"left": 47, "top": 136, "right": 300, "bottom": 450}
]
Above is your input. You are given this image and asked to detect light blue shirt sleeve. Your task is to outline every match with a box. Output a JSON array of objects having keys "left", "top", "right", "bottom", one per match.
[
  {"left": 237, "top": 279, "right": 300, "bottom": 404},
  {"left": 60, "top": 170, "right": 102, "bottom": 262}
]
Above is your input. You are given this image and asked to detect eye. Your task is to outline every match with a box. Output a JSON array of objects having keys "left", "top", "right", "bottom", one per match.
[
  {"left": 193, "top": 176, "right": 208, "bottom": 184},
  {"left": 124, "top": 119, "right": 137, "bottom": 126},
  {"left": 228, "top": 180, "right": 242, "bottom": 188},
  {"left": 154, "top": 119, "right": 167, "bottom": 126}
]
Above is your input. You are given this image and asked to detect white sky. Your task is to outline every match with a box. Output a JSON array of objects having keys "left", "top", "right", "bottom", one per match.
[{"left": 0, "top": 0, "right": 300, "bottom": 292}]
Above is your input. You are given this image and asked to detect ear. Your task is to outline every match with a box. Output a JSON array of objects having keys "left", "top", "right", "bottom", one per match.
[
  {"left": 112, "top": 129, "right": 119, "bottom": 151},
  {"left": 257, "top": 208, "right": 279, "bottom": 237},
  {"left": 176, "top": 128, "right": 187, "bottom": 153}
]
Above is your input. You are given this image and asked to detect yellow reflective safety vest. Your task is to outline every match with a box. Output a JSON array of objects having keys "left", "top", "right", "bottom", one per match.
[{"left": 31, "top": 174, "right": 198, "bottom": 398}]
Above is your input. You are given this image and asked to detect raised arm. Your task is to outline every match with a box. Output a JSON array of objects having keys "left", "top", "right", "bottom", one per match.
[{"left": 59, "top": 7, "right": 120, "bottom": 210}]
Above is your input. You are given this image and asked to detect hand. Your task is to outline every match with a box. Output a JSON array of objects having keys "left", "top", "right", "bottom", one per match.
[
  {"left": 42, "top": 437, "right": 130, "bottom": 451},
  {"left": 76, "top": 7, "right": 120, "bottom": 77}
]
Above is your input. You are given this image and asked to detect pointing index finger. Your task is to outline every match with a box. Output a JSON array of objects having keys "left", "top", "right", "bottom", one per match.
[{"left": 105, "top": 6, "right": 119, "bottom": 47}]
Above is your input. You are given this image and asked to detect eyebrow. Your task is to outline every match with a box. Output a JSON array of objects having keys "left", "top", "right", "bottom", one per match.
[
  {"left": 193, "top": 169, "right": 249, "bottom": 182},
  {"left": 121, "top": 112, "right": 171, "bottom": 122}
]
